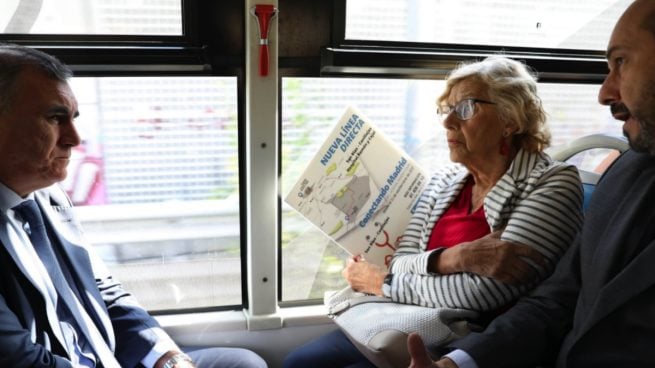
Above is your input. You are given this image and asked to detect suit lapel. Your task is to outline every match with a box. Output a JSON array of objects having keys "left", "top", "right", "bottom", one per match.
[
  {"left": 0, "top": 217, "right": 49, "bottom": 297},
  {"left": 580, "top": 239, "right": 655, "bottom": 336},
  {"left": 35, "top": 189, "right": 116, "bottom": 351},
  {"left": 0, "top": 202, "right": 69, "bottom": 352},
  {"left": 570, "top": 151, "right": 655, "bottom": 340}
]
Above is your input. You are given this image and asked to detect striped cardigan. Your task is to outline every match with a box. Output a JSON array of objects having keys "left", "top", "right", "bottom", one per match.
[{"left": 388, "top": 149, "right": 583, "bottom": 311}]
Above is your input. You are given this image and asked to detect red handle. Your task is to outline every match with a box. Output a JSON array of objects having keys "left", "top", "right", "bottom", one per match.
[
  {"left": 252, "top": 4, "right": 277, "bottom": 77},
  {"left": 259, "top": 44, "right": 269, "bottom": 76}
]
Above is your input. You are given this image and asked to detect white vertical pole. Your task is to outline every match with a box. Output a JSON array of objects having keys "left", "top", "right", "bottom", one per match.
[{"left": 244, "top": 0, "right": 282, "bottom": 330}]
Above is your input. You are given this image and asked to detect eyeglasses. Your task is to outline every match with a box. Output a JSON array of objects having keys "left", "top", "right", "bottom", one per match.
[{"left": 437, "top": 98, "right": 496, "bottom": 121}]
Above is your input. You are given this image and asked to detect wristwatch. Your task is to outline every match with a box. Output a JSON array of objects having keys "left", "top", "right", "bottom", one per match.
[{"left": 162, "top": 353, "right": 194, "bottom": 368}]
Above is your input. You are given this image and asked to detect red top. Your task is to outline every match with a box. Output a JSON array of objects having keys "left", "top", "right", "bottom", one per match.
[{"left": 426, "top": 177, "right": 491, "bottom": 251}]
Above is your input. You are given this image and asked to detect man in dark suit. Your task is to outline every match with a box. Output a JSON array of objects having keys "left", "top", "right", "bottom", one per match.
[
  {"left": 0, "top": 45, "right": 267, "bottom": 368},
  {"left": 408, "top": 0, "right": 655, "bottom": 367}
]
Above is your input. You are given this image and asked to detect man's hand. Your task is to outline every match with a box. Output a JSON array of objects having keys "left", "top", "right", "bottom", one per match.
[
  {"left": 342, "top": 255, "right": 387, "bottom": 295},
  {"left": 408, "top": 333, "right": 459, "bottom": 368},
  {"left": 432, "top": 230, "right": 545, "bottom": 285}
]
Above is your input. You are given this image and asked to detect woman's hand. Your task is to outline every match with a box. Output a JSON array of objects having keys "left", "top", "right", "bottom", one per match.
[
  {"left": 431, "top": 230, "right": 546, "bottom": 285},
  {"left": 342, "top": 255, "right": 387, "bottom": 296}
]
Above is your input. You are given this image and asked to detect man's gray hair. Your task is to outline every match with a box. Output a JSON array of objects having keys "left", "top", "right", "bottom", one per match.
[{"left": 0, "top": 44, "right": 72, "bottom": 114}]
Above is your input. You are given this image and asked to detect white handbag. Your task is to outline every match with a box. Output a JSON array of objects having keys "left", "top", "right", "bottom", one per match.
[{"left": 325, "top": 287, "right": 478, "bottom": 368}]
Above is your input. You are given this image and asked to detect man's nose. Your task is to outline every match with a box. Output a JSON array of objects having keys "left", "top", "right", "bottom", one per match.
[
  {"left": 60, "top": 121, "right": 81, "bottom": 147},
  {"left": 598, "top": 71, "right": 619, "bottom": 106}
]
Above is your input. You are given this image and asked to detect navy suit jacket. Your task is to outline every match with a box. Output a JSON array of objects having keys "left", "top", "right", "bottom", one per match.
[
  {"left": 0, "top": 184, "right": 172, "bottom": 367},
  {"left": 450, "top": 149, "right": 655, "bottom": 367}
]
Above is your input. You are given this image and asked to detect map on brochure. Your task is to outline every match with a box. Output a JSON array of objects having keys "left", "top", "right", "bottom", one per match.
[{"left": 284, "top": 106, "right": 428, "bottom": 268}]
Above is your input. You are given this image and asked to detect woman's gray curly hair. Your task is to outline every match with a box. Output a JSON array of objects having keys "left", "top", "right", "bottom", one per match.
[{"left": 438, "top": 56, "right": 550, "bottom": 153}]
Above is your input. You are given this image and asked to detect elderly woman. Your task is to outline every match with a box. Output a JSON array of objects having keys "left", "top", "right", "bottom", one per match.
[{"left": 284, "top": 56, "right": 583, "bottom": 368}]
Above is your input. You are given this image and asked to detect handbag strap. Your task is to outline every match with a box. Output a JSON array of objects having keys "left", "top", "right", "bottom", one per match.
[{"left": 327, "top": 294, "right": 393, "bottom": 316}]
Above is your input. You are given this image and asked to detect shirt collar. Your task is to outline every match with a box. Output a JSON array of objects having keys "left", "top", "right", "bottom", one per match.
[{"left": 0, "top": 182, "right": 35, "bottom": 214}]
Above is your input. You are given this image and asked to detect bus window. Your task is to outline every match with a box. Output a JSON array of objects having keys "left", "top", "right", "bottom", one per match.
[
  {"left": 67, "top": 76, "right": 241, "bottom": 312},
  {"left": 0, "top": 0, "right": 182, "bottom": 35},
  {"left": 280, "top": 77, "right": 619, "bottom": 303},
  {"left": 344, "top": 0, "right": 630, "bottom": 50}
]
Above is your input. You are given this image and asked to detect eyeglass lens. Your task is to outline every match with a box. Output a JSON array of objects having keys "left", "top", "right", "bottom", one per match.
[
  {"left": 438, "top": 99, "right": 475, "bottom": 120},
  {"left": 455, "top": 99, "right": 475, "bottom": 120}
]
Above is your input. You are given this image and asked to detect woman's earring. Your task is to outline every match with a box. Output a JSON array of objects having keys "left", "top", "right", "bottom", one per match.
[{"left": 499, "top": 131, "right": 510, "bottom": 156}]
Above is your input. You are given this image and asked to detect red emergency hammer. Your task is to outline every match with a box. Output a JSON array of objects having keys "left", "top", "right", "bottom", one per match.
[{"left": 250, "top": 4, "right": 278, "bottom": 77}]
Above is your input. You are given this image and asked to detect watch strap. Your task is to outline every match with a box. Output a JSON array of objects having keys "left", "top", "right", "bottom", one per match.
[{"left": 162, "top": 353, "right": 193, "bottom": 368}]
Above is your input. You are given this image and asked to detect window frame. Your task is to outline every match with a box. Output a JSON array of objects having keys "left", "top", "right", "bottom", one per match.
[
  {"left": 321, "top": 0, "right": 610, "bottom": 83},
  {"left": 0, "top": 0, "right": 247, "bottom": 77}
]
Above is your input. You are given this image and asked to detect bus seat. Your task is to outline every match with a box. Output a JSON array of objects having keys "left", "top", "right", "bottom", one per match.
[{"left": 548, "top": 133, "right": 629, "bottom": 211}]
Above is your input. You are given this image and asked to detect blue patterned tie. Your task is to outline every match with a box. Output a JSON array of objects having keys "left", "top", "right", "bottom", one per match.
[
  {"left": 12, "top": 200, "right": 99, "bottom": 364},
  {"left": 13, "top": 200, "right": 79, "bottom": 300}
]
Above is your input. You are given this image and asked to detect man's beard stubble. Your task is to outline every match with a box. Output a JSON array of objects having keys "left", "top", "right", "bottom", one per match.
[
  {"left": 626, "top": 120, "right": 655, "bottom": 155},
  {"left": 614, "top": 85, "right": 655, "bottom": 155}
]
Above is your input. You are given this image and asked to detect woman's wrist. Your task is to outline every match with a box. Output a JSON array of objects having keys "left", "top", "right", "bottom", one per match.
[
  {"left": 429, "top": 247, "right": 461, "bottom": 274},
  {"left": 372, "top": 270, "right": 387, "bottom": 296}
]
